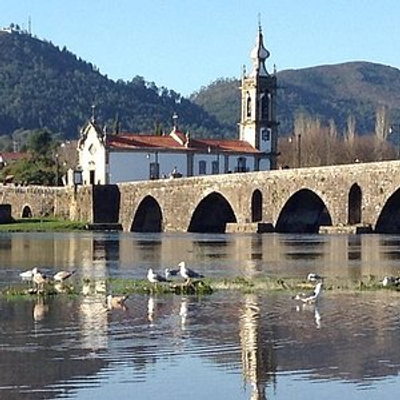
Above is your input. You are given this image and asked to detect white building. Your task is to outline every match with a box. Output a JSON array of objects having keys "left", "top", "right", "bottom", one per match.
[{"left": 77, "top": 25, "right": 278, "bottom": 185}]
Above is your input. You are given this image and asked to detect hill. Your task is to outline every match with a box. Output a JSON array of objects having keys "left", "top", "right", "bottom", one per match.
[
  {"left": 0, "top": 29, "right": 227, "bottom": 141},
  {"left": 2, "top": 28, "right": 400, "bottom": 143},
  {"left": 191, "top": 62, "right": 400, "bottom": 135}
]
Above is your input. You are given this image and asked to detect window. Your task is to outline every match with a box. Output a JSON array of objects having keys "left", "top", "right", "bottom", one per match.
[
  {"left": 211, "top": 160, "right": 219, "bottom": 174},
  {"left": 149, "top": 162, "right": 159, "bottom": 179},
  {"left": 246, "top": 94, "right": 252, "bottom": 118},
  {"left": 236, "top": 157, "right": 247, "bottom": 172},
  {"left": 199, "top": 160, "right": 206, "bottom": 175},
  {"left": 261, "top": 128, "right": 271, "bottom": 142}
]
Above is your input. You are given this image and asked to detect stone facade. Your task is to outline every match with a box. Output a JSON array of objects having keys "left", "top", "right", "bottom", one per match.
[{"left": 2, "top": 160, "right": 400, "bottom": 233}]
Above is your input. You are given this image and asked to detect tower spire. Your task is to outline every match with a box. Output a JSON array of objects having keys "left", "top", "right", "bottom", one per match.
[{"left": 250, "top": 21, "right": 270, "bottom": 77}]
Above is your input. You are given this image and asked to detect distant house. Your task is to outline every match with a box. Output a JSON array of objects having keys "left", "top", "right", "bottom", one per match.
[
  {"left": 0, "top": 152, "right": 26, "bottom": 168},
  {"left": 77, "top": 25, "right": 279, "bottom": 185}
]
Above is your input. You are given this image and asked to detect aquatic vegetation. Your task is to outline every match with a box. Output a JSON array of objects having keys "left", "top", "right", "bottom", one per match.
[{"left": 1, "top": 274, "right": 399, "bottom": 301}]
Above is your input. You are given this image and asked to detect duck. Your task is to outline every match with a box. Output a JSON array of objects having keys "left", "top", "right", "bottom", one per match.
[
  {"left": 106, "top": 294, "right": 129, "bottom": 310},
  {"left": 53, "top": 270, "right": 76, "bottom": 282},
  {"left": 294, "top": 282, "right": 323, "bottom": 304},
  {"left": 147, "top": 268, "right": 168, "bottom": 284},
  {"left": 178, "top": 261, "right": 204, "bottom": 280}
]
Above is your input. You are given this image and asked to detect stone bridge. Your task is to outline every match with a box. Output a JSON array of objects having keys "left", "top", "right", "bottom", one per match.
[{"left": 2, "top": 160, "right": 400, "bottom": 234}]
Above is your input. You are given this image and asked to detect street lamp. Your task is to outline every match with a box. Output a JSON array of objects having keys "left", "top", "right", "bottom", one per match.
[
  {"left": 297, "top": 133, "right": 302, "bottom": 168},
  {"left": 55, "top": 153, "right": 59, "bottom": 186},
  {"left": 389, "top": 125, "right": 400, "bottom": 159}
]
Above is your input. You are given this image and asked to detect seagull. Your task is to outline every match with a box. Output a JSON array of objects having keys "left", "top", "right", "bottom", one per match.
[
  {"left": 164, "top": 268, "right": 179, "bottom": 280},
  {"left": 20, "top": 267, "right": 38, "bottom": 280},
  {"left": 53, "top": 270, "right": 76, "bottom": 282},
  {"left": 307, "top": 273, "right": 324, "bottom": 282},
  {"left": 382, "top": 276, "right": 400, "bottom": 287},
  {"left": 178, "top": 261, "right": 204, "bottom": 280},
  {"left": 294, "top": 282, "right": 323, "bottom": 304},
  {"left": 147, "top": 268, "right": 168, "bottom": 284},
  {"left": 106, "top": 294, "right": 129, "bottom": 310},
  {"left": 32, "top": 268, "right": 49, "bottom": 291}
]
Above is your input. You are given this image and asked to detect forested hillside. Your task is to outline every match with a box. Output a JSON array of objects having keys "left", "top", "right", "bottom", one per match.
[
  {"left": 0, "top": 29, "right": 227, "bottom": 142},
  {"left": 191, "top": 62, "right": 400, "bottom": 135},
  {"left": 2, "top": 27, "right": 400, "bottom": 147}
]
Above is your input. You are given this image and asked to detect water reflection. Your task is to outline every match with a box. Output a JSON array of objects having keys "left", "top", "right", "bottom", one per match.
[
  {"left": 2, "top": 233, "right": 400, "bottom": 399},
  {"left": 239, "top": 294, "right": 276, "bottom": 400}
]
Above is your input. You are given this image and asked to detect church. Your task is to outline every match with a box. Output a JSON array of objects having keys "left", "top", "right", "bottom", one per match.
[{"left": 77, "top": 25, "right": 278, "bottom": 185}]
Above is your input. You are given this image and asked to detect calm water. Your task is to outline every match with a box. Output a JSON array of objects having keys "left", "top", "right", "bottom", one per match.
[{"left": 1, "top": 232, "right": 400, "bottom": 400}]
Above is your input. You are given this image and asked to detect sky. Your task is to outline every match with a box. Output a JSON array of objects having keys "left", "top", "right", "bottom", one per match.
[{"left": 2, "top": 0, "right": 400, "bottom": 96}]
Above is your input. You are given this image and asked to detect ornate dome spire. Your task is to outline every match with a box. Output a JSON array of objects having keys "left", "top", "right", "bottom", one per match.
[{"left": 249, "top": 23, "right": 270, "bottom": 77}]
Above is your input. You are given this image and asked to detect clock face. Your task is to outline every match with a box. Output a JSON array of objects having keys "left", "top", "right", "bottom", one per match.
[{"left": 261, "top": 128, "right": 271, "bottom": 141}]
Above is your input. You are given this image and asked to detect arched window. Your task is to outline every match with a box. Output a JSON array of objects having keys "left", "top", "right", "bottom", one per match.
[
  {"left": 246, "top": 94, "right": 252, "bottom": 118},
  {"left": 260, "top": 92, "right": 269, "bottom": 120}
]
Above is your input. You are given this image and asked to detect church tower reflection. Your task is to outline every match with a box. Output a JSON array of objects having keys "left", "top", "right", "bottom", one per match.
[{"left": 239, "top": 294, "right": 276, "bottom": 400}]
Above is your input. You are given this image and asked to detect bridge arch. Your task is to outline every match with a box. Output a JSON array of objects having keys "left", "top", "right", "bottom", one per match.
[
  {"left": 251, "top": 189, "right": 262, "bottom": 222},
  {"left": 22, "top": 205, "right": 33, "bottom": 218},
  {"left": 375, "top": 188, "right": 400, "bottom": 233},
  {"left": 348, "top": 183, "right": 362, "bottom": 225},
  {"left": 188, "top": 191, "right": 237, "bottom": 233},
  {"left": 275, "top": 189, "right": 332, "bottom": 233},
  {"left": 130, "top": 195, "right": 163, "bottom": 232}
]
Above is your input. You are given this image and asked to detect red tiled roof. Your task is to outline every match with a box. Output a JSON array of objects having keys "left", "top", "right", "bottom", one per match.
[
  {"left": 107, "top": 134, "right": 184, "bottom": 150},
  {"left": 0, "top": 152, "right": 26, "bottom": 162},
  {"left": 107, "top": 130, "right": 261, "bottom": 154}
]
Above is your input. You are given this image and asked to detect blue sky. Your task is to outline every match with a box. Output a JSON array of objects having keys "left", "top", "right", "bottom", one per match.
[{"left": 2, "top": 0, "right": 400, "bottom": 96}]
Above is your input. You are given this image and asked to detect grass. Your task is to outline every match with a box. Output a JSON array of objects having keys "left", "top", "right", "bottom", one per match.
[
  {"left": 1, "top": 275, "right": 399, "bottom": 300},
  {"left": 0, "top": 218, "right": 87, "bottom": 232}
]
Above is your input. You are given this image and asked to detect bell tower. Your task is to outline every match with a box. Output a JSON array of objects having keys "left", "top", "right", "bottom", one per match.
[{"left": 239, "top": 24, "right": 278, "bottom": 170}]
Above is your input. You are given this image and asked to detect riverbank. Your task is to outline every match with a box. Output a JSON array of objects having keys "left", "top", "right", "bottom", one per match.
[{"left": 0, "top": 218, "right": 87, "bottom": 232}]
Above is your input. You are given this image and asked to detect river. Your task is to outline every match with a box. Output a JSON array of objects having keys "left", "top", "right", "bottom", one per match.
[{"left": 1, "top": 232, "right": 400, "bottom": 400}]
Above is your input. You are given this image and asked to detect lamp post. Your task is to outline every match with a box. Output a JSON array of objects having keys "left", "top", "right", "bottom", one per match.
[
  {"left": 54, "top": 153, "right": 59, "bottom": 186},
  {"left": 297, "top": 133, "right": 302, "bottom": 168},
  {"left": 389, "top": 125, "right": 400, "bottom": 159}
]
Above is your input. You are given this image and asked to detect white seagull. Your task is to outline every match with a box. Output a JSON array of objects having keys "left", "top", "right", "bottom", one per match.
[
  {"left": 147, "top": 268, "right": 168, "bottom": 284},
  {"left": 32, "top": 268, "right": 49, "bottom": 291},
  {"left": 20, "top": 267, "right": 38, "bottom": 280},
  {"left": 178, "top": 261, "right": 204, "bottom": 280},
  {"left": 307, "top": 273, "right": 324, "bottom": 282},
  {"left": 53, "top": 270, "right": 76, "bottom": 282},
  {"left": 294, "top": 282, "right": 323, "bottom": 304},
  {"left": 382, "top": 276, "right": 400, "bottom": 287}
]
